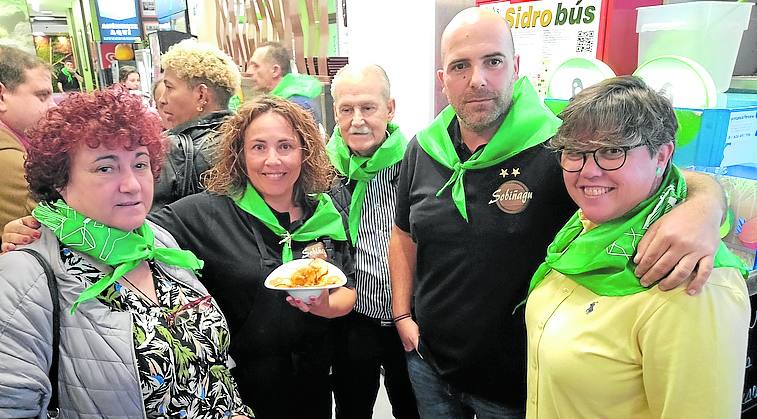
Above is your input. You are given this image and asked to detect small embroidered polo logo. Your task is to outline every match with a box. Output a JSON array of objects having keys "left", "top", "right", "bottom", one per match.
[
  {"left": 586, "top": 301, "right": 599, "bottom": 314},
  {"left": 488, "top": 180, "right": 533, "bottom": 214}
]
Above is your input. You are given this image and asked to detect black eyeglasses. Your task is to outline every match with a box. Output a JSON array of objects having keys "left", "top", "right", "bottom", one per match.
[{"left": 557, "top": 145, "right": 643, "bottom": 173}]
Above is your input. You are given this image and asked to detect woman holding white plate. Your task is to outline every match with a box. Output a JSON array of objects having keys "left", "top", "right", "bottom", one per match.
[{"left": 149, "top": 96, "right": 357, "bottom": 418}]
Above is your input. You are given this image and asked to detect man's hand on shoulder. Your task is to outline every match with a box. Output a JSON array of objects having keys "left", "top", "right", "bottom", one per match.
[
  {"left": 1, "top": 216, "right": 41, "bottom": 253},
  {"left": 634, "top": 171, "right": 724, "bottom": 295}
]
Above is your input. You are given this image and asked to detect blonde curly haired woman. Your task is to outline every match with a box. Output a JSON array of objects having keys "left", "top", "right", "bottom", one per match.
[{"left": 153, "top": 40, "right": 242, "bottom": 209}]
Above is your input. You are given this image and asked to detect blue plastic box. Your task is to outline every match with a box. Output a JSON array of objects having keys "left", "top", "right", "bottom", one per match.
[{"left": 674, "top": 93, "right": 757, "bottom": 180}]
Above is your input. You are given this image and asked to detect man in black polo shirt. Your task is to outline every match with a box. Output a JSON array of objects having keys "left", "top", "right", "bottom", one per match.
[{"left": 389, "top": 7, "right": 726, "bottom": 418}]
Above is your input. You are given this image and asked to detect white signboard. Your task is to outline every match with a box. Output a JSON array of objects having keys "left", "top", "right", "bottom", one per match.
[
  {"left": 722, "top": 109, "right": 757, "bottom": 168},
  {"left": 481, "top": 0, "right": 603, "bottom": 97}
]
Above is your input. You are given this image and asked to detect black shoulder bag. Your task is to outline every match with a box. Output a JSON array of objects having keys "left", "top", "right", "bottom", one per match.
[
  {"left": 176, "top": 133, "right": 198, "bottom": 200},
  {"left": 16, "top": 248, "right": 60, "bottom": 419}
]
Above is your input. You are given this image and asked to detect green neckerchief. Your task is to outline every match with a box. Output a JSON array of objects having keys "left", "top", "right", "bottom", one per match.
[
  {"left": 228, "top": 94, "right": 242, "bottom": 112},
  {"left": 326, "top": 122, "right": 407, "bottom": 244},
  {"left": 61, "top": 67, "right": 73, "bottom": 84},
  {"left": 233, "top": 183, "right": 347, "bottom": 262},
  {"left": 270, "top": 73, "right": 322, "bottom": 99},
  {"left": 527, "top": 165, "right": 748, "bottom": 297},
  {"left": 416, "top": 77, "right": 561, "bottom": 221},
  {"left": 32, "top": 200, "right": 204, "bottom": 312}
]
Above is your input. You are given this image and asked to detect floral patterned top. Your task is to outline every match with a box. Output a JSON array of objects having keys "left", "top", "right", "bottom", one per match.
[{"left": 60, "top": 247, "right": 254, "bottom": 418}]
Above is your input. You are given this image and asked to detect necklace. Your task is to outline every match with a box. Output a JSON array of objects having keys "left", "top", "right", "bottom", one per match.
[{"left": 121, "top": 274, "right": 160, "bottom": 307}]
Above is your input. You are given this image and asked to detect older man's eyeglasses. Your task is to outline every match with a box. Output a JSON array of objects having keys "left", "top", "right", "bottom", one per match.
[{"left": 558, "top": 145, "right": 641, "bottom": 172}]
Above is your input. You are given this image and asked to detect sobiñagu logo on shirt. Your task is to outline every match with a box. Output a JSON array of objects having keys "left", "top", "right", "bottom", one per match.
[{"left": 488, "top": 167, "right": 533, "bottom": 214}]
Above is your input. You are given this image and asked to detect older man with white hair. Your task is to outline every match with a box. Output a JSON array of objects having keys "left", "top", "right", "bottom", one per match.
[{"left": 327, "top": 64, "right": 419, "bottom": 419}]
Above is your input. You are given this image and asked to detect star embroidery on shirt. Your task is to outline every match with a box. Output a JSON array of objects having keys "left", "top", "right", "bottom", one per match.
[
  {"left": 511, "top": 167, "right": 521, "bottom": 177},
  {"left": 500, "top": 168, "right": 509, "bottom": 178}
]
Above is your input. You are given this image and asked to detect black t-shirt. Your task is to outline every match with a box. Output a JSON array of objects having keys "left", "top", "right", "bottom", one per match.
[
  {"left": 57, "top": 71, "right": 80, "bottom": 91},
  {"left": 148, "top": 189, "right": 355, "bottom": 416},
  {"left": 394, "top": 118, "right": 576, "bottom": 406}
]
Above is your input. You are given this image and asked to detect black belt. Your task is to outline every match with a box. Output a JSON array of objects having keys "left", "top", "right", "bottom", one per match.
[{"left": 353, "top": 311, "right": 395, "bottom": 327}]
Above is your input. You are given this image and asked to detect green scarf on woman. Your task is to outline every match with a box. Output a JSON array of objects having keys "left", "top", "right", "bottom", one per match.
[
  {"left": 326, "top": 122, "right": 407, "bottom": 244},
  {"left": 32, "top": 200, "right": 204, "bottom": 312},
  {"left": 416, "top": 77, "right": 561, "bottom": 221},
  {"left": 270, "top": 73, "right": 322, "bottom": 99},
  {"left": 528, "top": 165, "right": 748, "bottom": 296},
  {"left": 233, "top": 184, "right": 347, "bottom": 262}
]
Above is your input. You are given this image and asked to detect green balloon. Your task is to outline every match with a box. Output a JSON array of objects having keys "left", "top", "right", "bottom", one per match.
[
  {"left": 720, "top": 207, "right": 734, "bottom": 238},
  {"left": 674, "top": 109, "right": 703, "bottom": 148}
]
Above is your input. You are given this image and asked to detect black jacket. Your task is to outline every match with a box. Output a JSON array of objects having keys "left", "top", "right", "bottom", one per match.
[{"left": 151, "top": 110, "right": 232, "bottom": 212}]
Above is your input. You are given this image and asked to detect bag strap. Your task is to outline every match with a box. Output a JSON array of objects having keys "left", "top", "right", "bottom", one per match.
[
  {"left": 16, "top": 248, "right": 60, "bottom": 418},
  {"left": 179, "top": 134, "right": 197, "bottom": 198}
]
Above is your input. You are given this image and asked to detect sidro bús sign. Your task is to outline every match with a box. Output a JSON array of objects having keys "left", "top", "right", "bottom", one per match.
[
  {"left": 501, "top": 0, "right": 596, "bottom": 28},
  {"left": 480, "top": 0, "right": 602, "bottom": 97}
]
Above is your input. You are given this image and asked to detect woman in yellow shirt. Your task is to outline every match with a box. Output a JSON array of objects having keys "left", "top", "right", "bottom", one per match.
[{"left": 525, "top": 76, "right": 750, "bottom": 419}]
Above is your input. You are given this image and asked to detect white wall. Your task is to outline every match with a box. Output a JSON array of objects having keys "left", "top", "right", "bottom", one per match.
[
  {"left": 345, "top": 0, "right": 437, "bottom": 139},
  {"left": 194, "top": 0, "right": 216, "bottom": 44}
]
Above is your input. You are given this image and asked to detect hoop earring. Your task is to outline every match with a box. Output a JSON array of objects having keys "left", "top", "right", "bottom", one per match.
[{"left": 196, "top": 100, "right": 207, "bottom": 113}]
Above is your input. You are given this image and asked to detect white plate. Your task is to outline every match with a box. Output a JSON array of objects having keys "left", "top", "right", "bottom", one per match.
[{"left": 264, "top": 258, "right": 347, "bottom": 301}]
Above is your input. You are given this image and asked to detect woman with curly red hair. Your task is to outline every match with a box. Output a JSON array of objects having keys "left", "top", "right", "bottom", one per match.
[
  {"left": 2, "top": 95, "right": 356, "bottom": 418},
  {"left": 0, "top": 90, "right": 252, "bottom": 418}
]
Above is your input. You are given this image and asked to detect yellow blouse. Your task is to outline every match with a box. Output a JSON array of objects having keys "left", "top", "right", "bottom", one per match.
[{"left": 525, "top": 267, "right": 749, "bottom": 419}]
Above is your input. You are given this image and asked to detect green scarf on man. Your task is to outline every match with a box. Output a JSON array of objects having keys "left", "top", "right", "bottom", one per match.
[
  {"left": 270, "top": 73, "right": 322, "bottom": 99},
  {"left": 60, "top": 67, "right": 73, "bottom": 84},
  {"left": 416, "top": 77, "right": 561, "bottom": 221},
  {"left": 33, "top": 200, "right": 204, "bottom": 312},
  {"left": 326, "top": 122, "right": 407, "bottom": 244},
  {"left": 527, "top": 165, "right": 748, "bottom": 296},
  {"left": 233, "top": 184, "right": 347, "bottom": 262}
]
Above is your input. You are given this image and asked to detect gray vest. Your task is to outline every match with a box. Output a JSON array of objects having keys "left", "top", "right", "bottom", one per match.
[{"left": 0, "top": 221, "right": 212, "bottom": 418}]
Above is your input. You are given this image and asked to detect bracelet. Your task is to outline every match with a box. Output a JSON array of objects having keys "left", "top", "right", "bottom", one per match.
[{"left": 392, "top": 313, "right": 412, "bottom": 323}]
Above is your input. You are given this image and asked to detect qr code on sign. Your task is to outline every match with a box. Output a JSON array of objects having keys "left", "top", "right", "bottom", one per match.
[{"left": 576, "top": 30, "right": 595, "bottom": 53}]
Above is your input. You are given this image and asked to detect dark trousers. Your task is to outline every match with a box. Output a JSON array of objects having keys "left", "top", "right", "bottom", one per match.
[
  {"left": 332, "top": 311, "right": 420, "bottom": 419},
  {"left": 233, "top": 352, "right": 332, "bottom": 419},
  {"left": 406, "top": 351, "right": 525, "bottom": 419}
]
